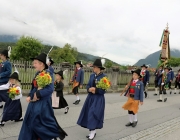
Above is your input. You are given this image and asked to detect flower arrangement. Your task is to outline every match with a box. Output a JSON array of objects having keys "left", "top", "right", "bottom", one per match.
[
  {"left": 140, "top": 71, "right": 146, "bottom": 77},
  {"left": 8, "top": 87, "right": 20, "bottom": 99},
  {"left": 35, "top": 71, "right": 52, "bottom": 89},
  {"left": 96, "top": 77, "right": 111, "bottom": 90}
]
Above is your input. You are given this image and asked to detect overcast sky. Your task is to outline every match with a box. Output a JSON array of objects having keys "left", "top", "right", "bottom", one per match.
[{"left": 0, "top": 0, "right": 180, "bottom": 65}]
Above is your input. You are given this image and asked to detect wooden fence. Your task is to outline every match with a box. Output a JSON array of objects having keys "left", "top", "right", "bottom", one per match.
[{"left": 10, "top": 60, "right": 156, "bottom": 90}]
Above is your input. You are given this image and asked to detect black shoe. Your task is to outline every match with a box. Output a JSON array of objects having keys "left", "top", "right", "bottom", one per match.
[
  {"left": 154, "top": 94, "right": 157, "bottom": 96},
  {"left": 170, "top": 92, "right": 172, "bottom": 94},
  {"left": 157, "top": 99, "right": 163, "bottom": 102},
  {"left": 144, "top": 92, "right": 147, "bottom": 98},
  {"left": 132, "top": 121, "right": 138, "bottom": 127},
  {"left": 0, "top": 105, "right": 3, "bottom": 108},
  {"left": 73, "top": 100, "right": 78, "bottom": 104},
  {"left": 164, "top": 98, "right": 167, "bottom": 102},
  {"left": 15, "top": 118, "right": 23, "bottom": 122},
  {"left": 64, "top": 107, "right": 69, "bottom": 114},
  {"left": 125, "top": 122, "right": 133, "bottom": 127},
  {"left": 86, "top": 135, "right": 90, "bottom": 138},
  {"left": 174, "top": 92, "right": 176, "bottom": 94},
  {"left": 74, "top": 100, "right": 80, "bottom": 105},
  {"left": 88, "top": 133, "right": 96, "bottom": 140},
  {"left": 179, "top": 92, "right": 180, "bottom": 94},
  {"left": 0, "top": 122, "right": 5, "bottom": 127}
]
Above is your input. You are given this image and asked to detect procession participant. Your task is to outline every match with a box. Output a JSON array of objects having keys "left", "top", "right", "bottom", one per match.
[
  {"left": 18, "top": 53, "right": 67, "bottom": 140},
  {"left": 154, "top": 66, "right": 163, "bottom": 95},
  {"left": 70, "top": 60, "right": 84, "bottom": 105},
  {"left": 157, "top": 66, "right": 171, "bottom": 102},
  {"left": 0, "top": 48, "right": 12, "bottom": 108},
  {"left": 0, "top": 70, "right": 23, "bottom": 126},
  {"left": 47, "top": 57, "right": 54, "bottom": 73},
  {"left": 122, "top": 69, "right": 143, "bottom": 128},
  {"left": 52, "top": 70, "right": 69, "bottom": 114},
  {"left": 140, "top": 64, "right": 150, "bottom": 98},
  {"left": 169, "top": 67, "right": 174, "bottom": 94},
  {"left": 77, "top": 59, "right": 109, "bottom": 140},
  {"left": 174, "top": 69, "right": 180, "bottom": 94}
]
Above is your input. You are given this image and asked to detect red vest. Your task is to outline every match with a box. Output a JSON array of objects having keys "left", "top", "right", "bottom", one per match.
[{"left": 129, "top": 82, "right": 136, "bottom": 94}]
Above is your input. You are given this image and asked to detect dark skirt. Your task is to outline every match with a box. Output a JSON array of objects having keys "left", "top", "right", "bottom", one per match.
[
  {"left": 1, "top": 98, "right": 22, "bottom": 122},
  {"left": 0, "top": 89, "right": 9, "bottom": 102},
  {"left": 53, "top": 96, "right": 68, "bottom": 109},
  {"left": 18, "top": 98, "right": 67, "bottom": 140}
]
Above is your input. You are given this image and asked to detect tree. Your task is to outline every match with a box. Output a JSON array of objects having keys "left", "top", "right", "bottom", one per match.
[
  {"left": 104, "top": 60, "right": 113, "bottom": 68},
  {"left": 11, "top": 36, "right": 44, "bottom": 61},
  {"left": 168, "top": 57, "right": 180, "bottom": 67},
  {"left": 49, "top": 43, "right": 78, "bottom": 64}
]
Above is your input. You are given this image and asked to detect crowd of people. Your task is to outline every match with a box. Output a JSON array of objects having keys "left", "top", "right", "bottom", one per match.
[{"left": 0, "top": 47, "right": 179, "bottom": 140}]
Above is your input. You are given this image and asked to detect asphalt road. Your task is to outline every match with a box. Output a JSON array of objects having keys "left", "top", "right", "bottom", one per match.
[{"left": 1, "top": 91, "right": 180, "bottom": 140}]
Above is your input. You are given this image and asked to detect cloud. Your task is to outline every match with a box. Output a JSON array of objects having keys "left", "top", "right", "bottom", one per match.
[{"left": 0, "top": 0, "right": 180, "bottom": 65}]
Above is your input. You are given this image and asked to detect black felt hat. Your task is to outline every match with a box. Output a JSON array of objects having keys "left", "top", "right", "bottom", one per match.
[
  {"left": 92, "top": 59, "right": 105, "bottom": 70},
  {"left": 9, "top": 72, "right": 21, "bottom": 82},
  {"left": 30, "top": 53, "right": 48, "bottom": 69},
  {"left": 132, "top": 69, "right": 141, "bottom": 77},
  {"left": 49, "top": 57, "right": 54, "bottom": 65},
  {"left": 74, "top": 61, "right": 83, "bottom": 67},
  {"left": 141, "top": 64, "right": 147, "bottom": 68},
  {"left": 0, "top": 50, "right": 9, "bottom": 58},
  {"left": 55, "top": 70, "right": 64, "bottom": 79}
]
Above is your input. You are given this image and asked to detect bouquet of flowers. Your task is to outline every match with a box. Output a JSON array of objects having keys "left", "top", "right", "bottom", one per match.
[
  {"left": 54, "top": 81, "right": 57, "bottom": 88},
  {"left": 8, "top": 87, "right": 20, "bottom": 99},
  {"left": 96, "top": 77, "right": 111, "bottom": 90},
  {"left": 35, "top": 71, "right": 52, "bottom": 89}
]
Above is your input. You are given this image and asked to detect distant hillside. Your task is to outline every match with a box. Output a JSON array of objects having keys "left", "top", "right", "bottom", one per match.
[
  {"left": 134, "top": 49, "right": 180, "bottom": 67},
  {"left": 0, "top": 39, "right": 120, "bottom": 66},
  {"left": 0, "top": 35, "right": 18, "bottom": 42}
]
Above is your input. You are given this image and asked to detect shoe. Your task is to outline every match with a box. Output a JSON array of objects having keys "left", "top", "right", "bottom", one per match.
[
  {"left": 144, "top": 92, "right": 147, "bottom": 98},
  {"left": 174, "top": 92, "right": 176, "bottom": 94},
  {"left": 86, "top": 135, "right": 90, "bottom": 138},
  {"left": 125, "top": 122, "right": 133, "bottom": 127},
  {"left": 170, "top": 92, "right": 172, "bottom": 94},
  {"left": 64, "top": 107, "right": 69, "bottom": 114},
  {"left": 164, "top": 98, "right": 167, "bottom": 102},
  {"left": 0, "top": 122, "right": 5, "bottom": 126},
  {"left": 132, "top": 121, "right": 138, "bottom": 127},
  {"left": 15, "top": 118, "right": 23, "bottom": 122},
  {"left": 74, "top": 100, "right": 80, "bottom": 105},
  {"left": 154, "top": 94, "right": 157, "bottom": 96},
  {"left": 157, "top": 99, "right": 163, "bottom": 102},
  {"left": 0, "top": 105, "right": 3, "bottom": 108},
  {"left": 179, "top": 92, "right": 180, "bottom": 94},
  {"left": 73, "top": 100, "right": 78, "bottom": 104},
  {"left": 88, "top": 133, "right": 96, "bottom": 140}
]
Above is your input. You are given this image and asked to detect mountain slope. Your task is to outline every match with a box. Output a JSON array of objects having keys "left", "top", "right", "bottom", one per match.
[{"left": 135, "top": 49, "right": 180, "bottom": 67}]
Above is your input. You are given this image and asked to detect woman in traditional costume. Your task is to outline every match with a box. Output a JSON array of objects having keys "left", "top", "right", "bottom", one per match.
[
  {"left": 18, "top": 53, "right": 67, "bottom": 140},
  {"left": 77, "top": 59, "right": 107, "bottom": 140}
]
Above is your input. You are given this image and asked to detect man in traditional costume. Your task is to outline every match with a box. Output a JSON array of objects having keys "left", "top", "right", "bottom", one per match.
[
  {"left": 140, "top": 64, "right": 150, "bottom": 98},
  {"left": 157, "top": 66, "right": 171, "bottom": 102},
  {"left": 70, "top": 61, "right": 84, "bottom": 105},
  {"left": 154, "top": 66, "right": 163, "bottom": 95},
  {"left": 122, "top": 69, "right": 143, "bottom": 128},
  {"left": 18, "top": 53, "right": 67, "bottom": 140},
  {"left": 77, "top": 59, "right": 106, "bottom": 140},
  {"left": 174, "top": 69, "right": 180, "bottom": 94},
  {"left": 0, "top": 48, "right": 12, "bottom": 108},
  {"left": 169, "top": 67, "right": 174, "bottom": 94}
]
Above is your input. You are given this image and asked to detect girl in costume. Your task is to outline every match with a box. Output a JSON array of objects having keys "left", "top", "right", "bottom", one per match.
[
  {"left": 122, "top": 69, "right": 143, "bottom": 127},
  {"left": 18, "top": 53, "right": 67, "bottom": 140},
  {"left": 77, "top": 59, "right": 107, "bottom": 140},
  {"left": 0, "top": 70, "right": 23, "bottom": 126},
  {"left": 52, "top": 70, "right": 69, "bottom": 114}
]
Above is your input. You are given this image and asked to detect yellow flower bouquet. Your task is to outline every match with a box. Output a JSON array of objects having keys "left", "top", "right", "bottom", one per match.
[
  {"left": 35, "top": 71, "right": 52, "bottom": 89},
  {"left": 96, "top": 77, "right": 111, "bottom": 90},
  {"left": 8, "top": 87, "right": 20, "bottom": 99}
]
